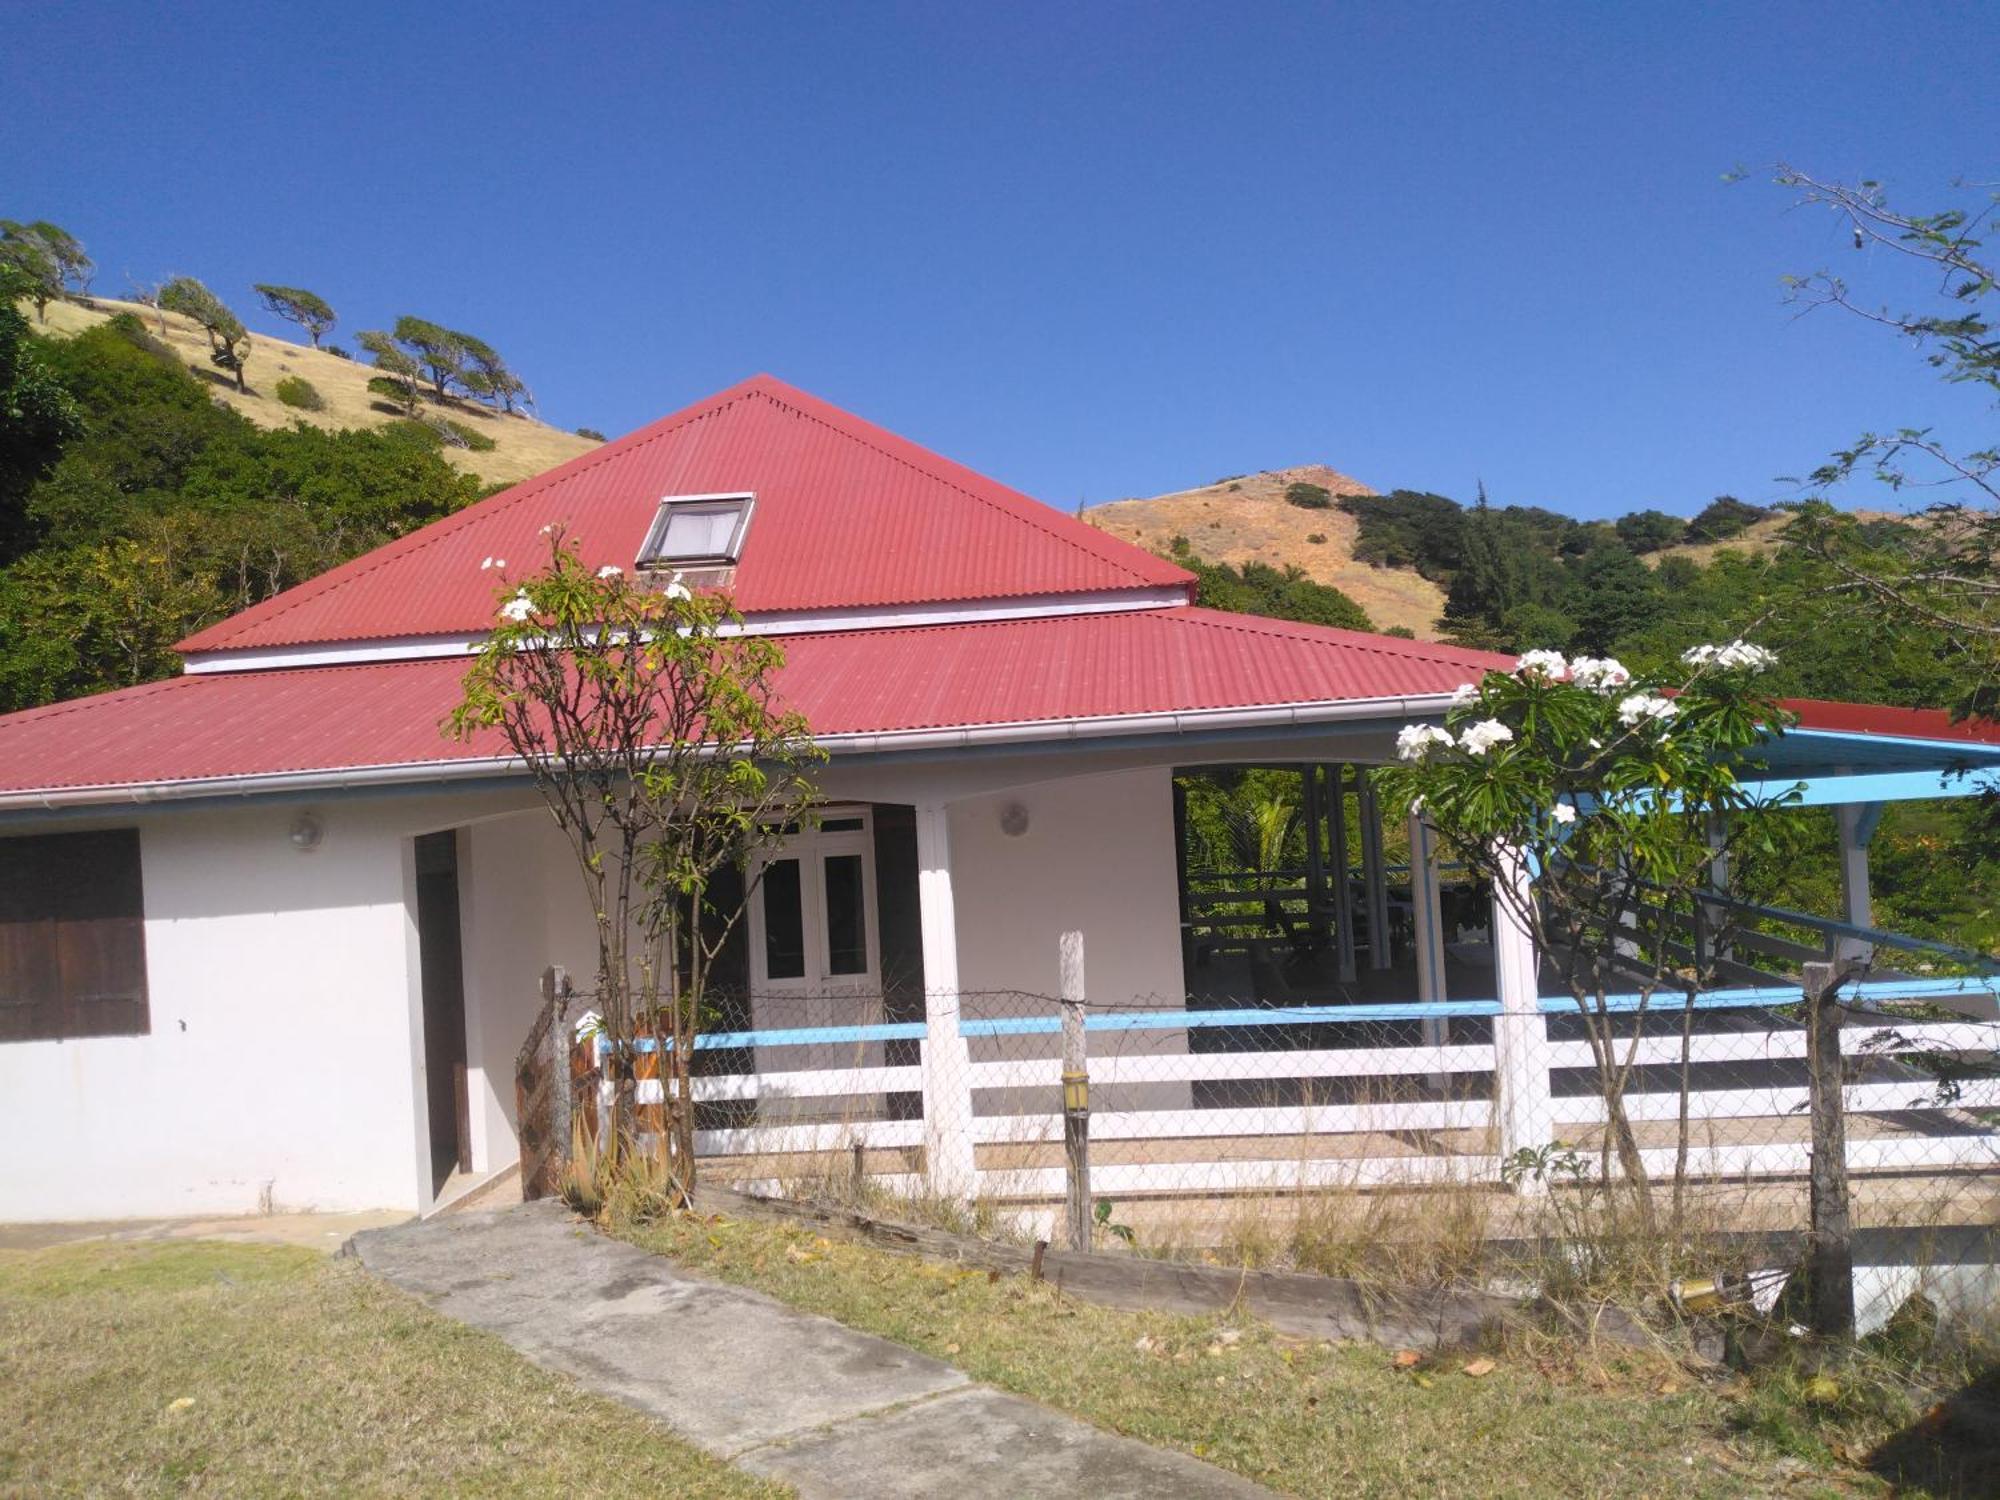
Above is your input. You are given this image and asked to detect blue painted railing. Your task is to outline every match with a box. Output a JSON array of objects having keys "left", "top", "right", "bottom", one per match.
[{"left": 591, "top": 976, "right": 1999, "bottom": 1054}]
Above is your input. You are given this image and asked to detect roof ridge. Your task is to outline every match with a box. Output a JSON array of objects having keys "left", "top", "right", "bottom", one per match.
[
  {"left": 1172, "top": 606, "right": 1509, "bottom": 667},
  {"left": 0, "top": 672, "right": 191, "bottom": 733}
]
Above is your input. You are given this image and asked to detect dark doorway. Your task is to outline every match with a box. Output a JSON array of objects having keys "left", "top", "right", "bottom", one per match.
[{"left": 415, "top": 830, "right": 471, "bottom": 1194}]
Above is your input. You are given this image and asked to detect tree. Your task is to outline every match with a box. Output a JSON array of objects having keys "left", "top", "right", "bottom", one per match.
[
  {"left": 1685, "top": 495, "right": 1769, "bottom": 542},
  {"left": 1377, "top": 644, "right": 1799, "bottom": 1243},
  {"left": 356, "top": 330, "right": 422, "bottom": 415},
  {"left": 253, "top": 284, "right": 337, "bottom": 348},
  {"left": 157, "top": 276, "right": 251, "bottom": 392},
  {"left": 0, "top": 223, "right": 61, "bottom": 320},
  {"left": 447, "top": 532, "right": 823, "bottom": 1198},
  {"left": 1284, "top": 481, "right": 1333, "bottom": 510},
  {"left": 456, "top": 331, "right": 529, "bottom": 413},
  {"left": 392, "top": 316, "right": 470, "bottom": 400},
  {"left": 1613, "top": 509, "right": 1684, "bottom": 554},
  {"left": 1767, "top": 167, "right": 2000, "bottom": 719},
  {"left": 0, "top": 263, "right": 84, "bottom": 560}
]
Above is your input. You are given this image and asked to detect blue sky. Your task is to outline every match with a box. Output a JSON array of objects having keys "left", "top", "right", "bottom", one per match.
[{"left": 7, "top": 2, "right": 1995, "bottom": 519}]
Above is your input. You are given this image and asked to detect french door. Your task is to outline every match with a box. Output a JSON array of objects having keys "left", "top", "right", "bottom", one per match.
[{"left": 747, "top": 810, "right": 883, "bottom": 1066}]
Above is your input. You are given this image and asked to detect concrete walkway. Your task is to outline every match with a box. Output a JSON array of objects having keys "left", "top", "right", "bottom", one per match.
[{"left": 351, "top": 1201, "right": 1272, "bottom": 1499}]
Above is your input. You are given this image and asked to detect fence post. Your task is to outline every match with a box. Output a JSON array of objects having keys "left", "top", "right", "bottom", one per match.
[
  {"left": 1802, "top": 960, "right": 1855, "bottom": 1339},
  {"left": 1059, "top": 930, "right": 1092, "bottom": 1252},
  {"left": 1490, "top": 844, "right": 1550, "bottom": 1191},
  {"left": 915, "top": 801, "right": 978, "bottom": 1198}
]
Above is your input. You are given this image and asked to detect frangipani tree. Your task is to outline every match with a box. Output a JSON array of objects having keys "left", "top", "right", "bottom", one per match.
[
  {"left": 447, "top": 529, "right": 822, "bottom": 1193},
  {"left": 1376, "top": 643, "right": 1801, "bottom": 1236}
]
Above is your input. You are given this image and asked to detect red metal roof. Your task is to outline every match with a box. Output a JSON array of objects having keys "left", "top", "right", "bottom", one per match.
[
  {"left": 0, "top": 609, "right": 1509, "bottom": 799},
  {"left": 1782, "top": 698, "right": 2000, "bottom": 745},
  {"left": 177, "top": 375, "right": 1195, "bottom": 654}
]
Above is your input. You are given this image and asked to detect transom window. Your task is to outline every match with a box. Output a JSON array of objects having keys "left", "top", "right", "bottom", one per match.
[{"left": 636, "top": 492, "right": 753, "bottom": 569}]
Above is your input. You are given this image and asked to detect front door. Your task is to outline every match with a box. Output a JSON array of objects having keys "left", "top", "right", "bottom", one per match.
[{"left": 747, "top": 810, "right": 883, "bottom": 1078}]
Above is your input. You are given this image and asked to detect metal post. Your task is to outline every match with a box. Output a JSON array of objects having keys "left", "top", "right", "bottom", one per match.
[
  {"left": 1059, "top": 930, "right": 1092, "bottom": 1252},
  {"left": 1302, "top": 765, "right": 1327, "bottom": 944},
  {"left": 1803, "top": 960, "right": 1855, "bottom": 1338},
  {"left": 1357, "top": 772, "right": 1390, "bottom": 970},
  {"left": 1835, "top": 803, "right": 1882, "bottom": 966}
]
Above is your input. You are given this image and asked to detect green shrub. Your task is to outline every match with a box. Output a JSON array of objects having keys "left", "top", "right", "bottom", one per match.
[
  {"left": 1285, "top": 481, "right": 1333, "bottom": 510},
  {"left": 324, "top": 344, "right": 352, "bottom": 360},
  {"left": 437, "top": 417, "right": 497, "bottom": 452},
  {"left": 575, "top": 426, "right": 607, "bottom": 441},
  {"left": 1306, "top": 532, "right": 1327, "bottom": 544},
  {"left": 273, "top": 375, "right": 323, "bottom": 411}
]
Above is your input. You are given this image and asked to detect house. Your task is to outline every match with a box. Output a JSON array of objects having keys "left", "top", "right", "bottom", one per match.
[{"left": 2, "top": 374, "right": 1997, "bottom": 1226}]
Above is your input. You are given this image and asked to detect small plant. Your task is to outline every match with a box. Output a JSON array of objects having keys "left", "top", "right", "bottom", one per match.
[
  {"left": 1306, "top": 532, "right": 1327, "bottom": 544},
  {"left": 576, "top": 425, "right": 607, "bottom": 441},
  {"left": 1168, "top": 533, "right": 1191, "bottom": 557},
  {"left": 274, "top": 375, "right": 323, "bottom": 411},
  {"left": 1094, "top": 1197, "right": 1137, "bottom": 1246},
  {"left": 434, "top": 416, "right": 497, "bottom": 452},
  {"left": 1284, "top": 481, "right": 1333, "bottom": 510},
  {"left": 325, "top": 344, "right": 352, "bottom": 360}
]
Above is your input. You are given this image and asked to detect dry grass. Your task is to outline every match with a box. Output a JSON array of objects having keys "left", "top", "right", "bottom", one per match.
[
  {"left": 0, "top": 1238, "right": 783, "bottom": 1498},
  {"left": 617, "top": 1206, "right": 1911, "bottom": 1498},
  {"left": 1085, "top": 465, "right": 1450, "bottom": 636},
  {"left": 26, "top": 296, "right": 600, "bottom": 487}
]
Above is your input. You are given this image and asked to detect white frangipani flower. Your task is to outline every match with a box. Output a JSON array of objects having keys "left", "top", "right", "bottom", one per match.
[
  {"left": 1550, "top": 802, "right": 1577, "bottom": 825},
  {"left": 664, "top": 570, "right": 692, "bottom": 602},
  {"left": 499, "top": 591, "right": 535, "bottom": 623},
  {"left": 1395, "top": 724, "right": 1455, "bottom": 762},
  {"left": 1569, "top": 656, "right": 1630, "bottom": 692},
  {"left": 1514, "top": 649, "right": 1568, "bottom": 680},
  {"left": 1683, "top": 640, "right": 1777, "bottom": 674},
  {"left": 539, "top": 523, "right": 556, "bottom": 536},
  {"left": 597, "top": 565, "right": 623, "bottom": 580},
  {"left": 1450, "top": 682, "right": 1480, "bottom": 706},
  {"left": 1617, "top": 692, "right": 1677, "bottom": 727},
  {"left": 1458, "top": 719, "right": 1515, "bottom": 756},
  {"left": 479, "top": 556, "right": 495, "bottom": 570}
]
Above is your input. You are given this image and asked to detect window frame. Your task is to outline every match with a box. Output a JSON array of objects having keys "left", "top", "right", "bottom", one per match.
[
  {"left": 0, "top": 827, "right": 151, "bottom": 1044},
  {"left": 635, "top": 491, "right": 756, "bottom": 570}
]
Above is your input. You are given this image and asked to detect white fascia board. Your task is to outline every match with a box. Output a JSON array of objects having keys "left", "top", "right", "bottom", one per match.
[
  {"left": 0, "top": 691, "right": 1454, "bottom": 812},
  {"left": 178, "top": 587, "right": 1192, "bottom": 675}
]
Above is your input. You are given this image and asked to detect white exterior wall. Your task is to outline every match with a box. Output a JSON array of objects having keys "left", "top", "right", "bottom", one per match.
[
  {"left": 946, "top": 767, "right": 1183, "bottom": 1005},
  {"left": 0, "top": 802, "right": 434, "bottom": 1221}
]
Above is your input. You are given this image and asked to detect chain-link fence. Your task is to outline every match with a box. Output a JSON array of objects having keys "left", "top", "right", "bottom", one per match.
[{"left": 546, "top": 967, "right": 2000, "bottom": 1336}]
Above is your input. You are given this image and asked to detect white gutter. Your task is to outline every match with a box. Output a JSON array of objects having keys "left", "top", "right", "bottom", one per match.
[
  {"left": 179, "top": 587, "right": 1193, "bottom": 675},
  {"left": 0, "top": 691, "right": 1457, "bottom": 812}
]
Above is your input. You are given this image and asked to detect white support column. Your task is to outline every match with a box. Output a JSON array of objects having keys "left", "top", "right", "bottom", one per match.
[
  {"left": 1491, "top": 842, "right": 1550, "bottom": 1184},
  {"left": 914, "top": 801, "right": 977, "bottom": 1198},
  {"left": 1834, "top": 802, "right": 1882, "bottom": 967}
]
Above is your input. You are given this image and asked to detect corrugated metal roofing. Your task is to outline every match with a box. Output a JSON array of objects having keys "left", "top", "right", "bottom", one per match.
[
  {"left": 0, "top": 609, "right": 1509, "bottom": 798},
  {"left": 177, "top": 375, "right": 1195, "bottom": 653}
]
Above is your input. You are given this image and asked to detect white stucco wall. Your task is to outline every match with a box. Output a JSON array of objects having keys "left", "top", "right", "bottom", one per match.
[
  {"left": 0, "top": 801, "right": 435, "bottom": 1221},
  {"left": 946, "top": 767, "right": 1184, "bottom": 1005}
]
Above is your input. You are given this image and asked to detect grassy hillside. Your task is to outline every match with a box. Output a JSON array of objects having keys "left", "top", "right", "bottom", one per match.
[
  {"left": 1085, "top": 466, "right": 1448, "bottom": 636},
  {"left": 28, "top": 297, "right": 599, "bottom": 487}
]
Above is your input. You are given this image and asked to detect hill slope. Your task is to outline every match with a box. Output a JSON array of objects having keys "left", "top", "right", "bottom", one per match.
[
  {"left": 29, "top": 297, "right": 599, "bottom": 487},
  {"left": 1084, "top": 466, "right": 1448, "bottom": 636}
]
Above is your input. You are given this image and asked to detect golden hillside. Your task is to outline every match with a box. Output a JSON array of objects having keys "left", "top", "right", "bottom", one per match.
[
  {"left": 29, "top": 297, "right": 601, "bottom": 487},
  {"left": 1085, "top": 465, "right": 1449, "bottom": 637}
]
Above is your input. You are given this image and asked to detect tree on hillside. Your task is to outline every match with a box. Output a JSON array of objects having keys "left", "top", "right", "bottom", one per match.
[
  {"left": 2, "top": 220, "right": 90, "bottom": 300},
  {"left": 0, "top": 224, "right": 61, "bottom": 320},
  {"left": 356, "top": 329, "right": 423, "bottom": 415},
  {"left": 0, "top": 264, "right": 85, "bottom": 561},
  {"left": 253, "top": 284, "right": 337, "bottom": 348},
  {"left": 456, "top": 331, "right": 530, "bottom": 413},
  {"left": 1685, "top": 495, "right": 1769, "bottom": 542},
  {"left": 157, "top": 276, "right": 251, "bottom": 392},
  {"left": 1769, "top": 166, "right": 2000, "bottom": 718},
  {"left": 1613, "top": 508, "right": 1684, "bottom": 554},
  {"left": 392, "top": 316, "right": 471, "bottom": 400}
]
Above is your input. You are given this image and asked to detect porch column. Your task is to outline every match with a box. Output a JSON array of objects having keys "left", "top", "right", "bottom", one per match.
[
  {"left": 1357, "top": 773, "right": 1391, "bottom": 970},
  {"left": 1330, "top": 765, "right": 1357, "bottom": 981},
  {"left": 1834, "top": 802, "right": 1882, "bottom": 967},
  {"left": 914, "top": 801, "right": 978, "bottom": 1198},
  {"left": 1407, "top": 808, "right": 1446, "bottom": 1004},
  {"left": 1491, "top": 842, "right": 1550, "bottom": 1181}
]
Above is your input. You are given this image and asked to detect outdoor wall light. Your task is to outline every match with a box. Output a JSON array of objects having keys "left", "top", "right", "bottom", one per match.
[
  {"left": 998, "top": 801, "right": 1030, "bottom": 838},
  {"left": 288, "top": 813, "right": 324, "bottom": 852}
]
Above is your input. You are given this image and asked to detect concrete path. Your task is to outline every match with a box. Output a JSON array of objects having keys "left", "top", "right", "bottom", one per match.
[{"left": 351, "top": 1201, "right": 1273, "bottom": 1499}]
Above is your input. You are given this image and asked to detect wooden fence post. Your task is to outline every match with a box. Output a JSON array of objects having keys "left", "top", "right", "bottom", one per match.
[
  {"left": 1802, "top": 959, "right": 1855, "bottom": 1339},
  {"left": 1060, "top": 930, "right": 1092, "bottom": 1252}
]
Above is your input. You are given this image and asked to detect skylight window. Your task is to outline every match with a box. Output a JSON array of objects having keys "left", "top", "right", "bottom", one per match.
[{"left": 636, "top": 492, "right": 753, "bottom": 569}]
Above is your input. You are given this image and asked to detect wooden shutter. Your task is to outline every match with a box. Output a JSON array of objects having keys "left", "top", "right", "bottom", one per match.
[{"left": 0, "top": 829, "right": 149, "bottom": 1042}]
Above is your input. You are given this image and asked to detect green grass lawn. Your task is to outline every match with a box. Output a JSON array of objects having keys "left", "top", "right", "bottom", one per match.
[
  {"left": 0, "top": 1238, "right": 786, "bottom": 1499},
  {"left": 617, "top": 1209, "right": 1897, "bottom": 1499}
]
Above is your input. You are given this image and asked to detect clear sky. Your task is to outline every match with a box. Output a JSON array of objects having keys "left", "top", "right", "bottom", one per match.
[{"left": 6, "top": 2, "right": 1994, "bottom": 519}]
